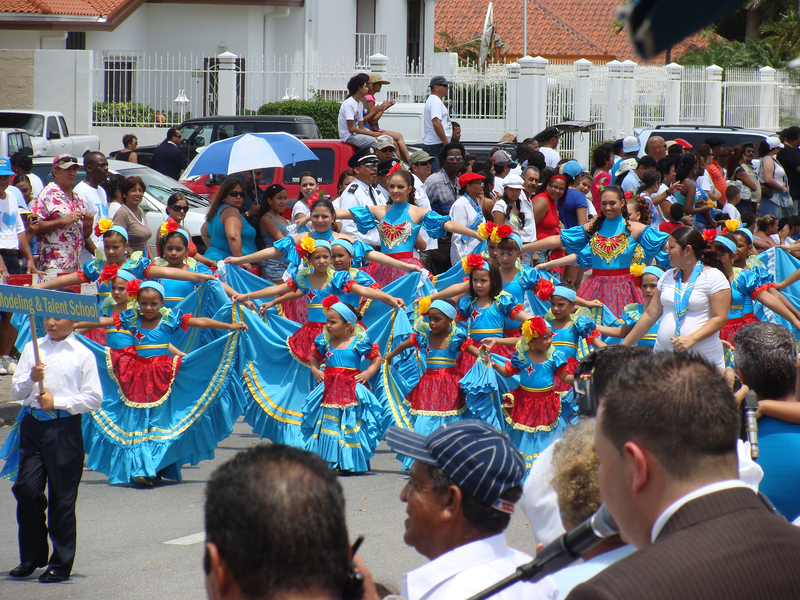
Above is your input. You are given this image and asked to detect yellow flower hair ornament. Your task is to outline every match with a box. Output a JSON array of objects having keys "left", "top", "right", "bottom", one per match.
[
  {"left": 297, "top": 236, "right": 317, "bottom": 260},
  {"left": 724, "top": 219, "right": 741, "bottom": 233},
  {"left": 417, "top": 295, "right": 432, "bottom": 315},
  {"left": 93, "top": 218, "right": 113, "bottom": 237},
  {"left": 521, "top": 316, "right": 549, "bottom": 342},
  {"left": 461, "top": 254, "right": 486, "bottom": 274}
]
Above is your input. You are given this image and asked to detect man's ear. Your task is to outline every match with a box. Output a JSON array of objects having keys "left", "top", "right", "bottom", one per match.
[
  {"left": 205, "top": 542, "right": 236, "bottom": 600},
  {"left": 736, "top": 367, "right": 748, "bottom": 387},
  {"left": 440, "top": 484, "right": 463, "bottom": 521},
  {"left": 623, "top": 441, "right": 650, "bottom": 493}
]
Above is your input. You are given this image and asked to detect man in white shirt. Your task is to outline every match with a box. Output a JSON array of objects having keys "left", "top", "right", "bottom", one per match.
[
  {"left": 422, "top": 76, "right": 453, "bottom": 173},
  {"left": 568, "top": 351, "right": 800, "bottom": 600},
  {"left": 74, "top": 152, "right": 109, "bottom": 255},
  {"left": 535, "top": 127, "right": 562, "bottom": 169},
  {"left": 385, "top": 421, "right": 552, "bottom": 600},
  {"left": 336, "top": 147, "right": 385, "bottom": 248},
  {"left": 8, "top": 316, "right": 102, "bottom": 583},
  {"left": 409, "top": 150, "right": 438, "bottom": 257}
]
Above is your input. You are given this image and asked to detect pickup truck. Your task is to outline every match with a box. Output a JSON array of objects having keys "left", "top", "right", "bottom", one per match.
[
  {"left": 0, "top": 128, "right": 34, "bottom": 158},
  {"left": 0, "top": 110, "right": 100, "bottom": 157},
  {"left": 181, "top": 139, "right": 357, "bottom": 216}
]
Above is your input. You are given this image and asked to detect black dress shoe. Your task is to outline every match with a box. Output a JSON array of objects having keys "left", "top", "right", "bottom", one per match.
[
  {"left": 38, "top": 569, "right": 69, "bottom": 583},
  {"left": 9, "top": 562, "right": 47, "bottom": 578}
]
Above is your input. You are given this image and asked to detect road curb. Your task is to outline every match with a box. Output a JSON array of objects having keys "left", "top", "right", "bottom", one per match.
[{"left": 0, "top": 402, "right": 21, "bottom": 427}]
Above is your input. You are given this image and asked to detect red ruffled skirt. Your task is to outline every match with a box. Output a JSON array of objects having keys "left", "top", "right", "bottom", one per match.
[
  {"left": 283, "top": 295, "right": 309, "bottom": 324},
  {"left": 503, "top": 387, "right": 561, "bottom": 429},
  {"left": 493, "top": 329, "right": 521, "bottom": 358},
  {"left": 578, "top": 272, "right": 643, "bottom": 317},
  {"left": 84, "top": 327, "right": 106, "bottom": 345},
  {"left": 287, "top": 321, "right": 325, "bottom": 366},
  {"left": 321, "top": 367, "right": 359, "bottom": 408},
  {"left": 364, "top": 256, "right": 424, "bottom": 287},
  {"left": 455, "top": 339, "right": 479, "bottom": 376},
  {"left": 407, "top": 367, "right": 466, "bottom": 415},
  {"left": 720, "top": 312, "right": 759, "bottom": 344},
  {"left": 553, "top": 357, "right": 580, "bottom": 393},
  {"left": 109, "top": 346, "right": 182, "bottom": 406}
]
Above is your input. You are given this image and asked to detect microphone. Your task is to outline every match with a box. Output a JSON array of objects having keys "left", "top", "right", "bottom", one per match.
[
  {"left": 743, "top": 390, "right": 759, "bottom": 460},
  {"left": 466, "top": 504, "right": 619, "bottom": 600}
]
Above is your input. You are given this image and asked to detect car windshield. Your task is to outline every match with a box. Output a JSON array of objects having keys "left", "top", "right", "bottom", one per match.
[
  {"left": 0, "top": 113, "right": 44, "bottom": 137},
  {"left": 113, "top": 166, "right": 209, "bottom": 207}
]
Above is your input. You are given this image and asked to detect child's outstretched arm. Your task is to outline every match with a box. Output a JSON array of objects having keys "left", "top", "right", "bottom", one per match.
[
  {"left": 33, "top": 272, "right": 83, "bottom": 289},
  {"left": 431, "top": 281, "right": 469, "bottom": 301},
  {"left": 363, "top": 250, "right": 424, "bottom": 273},
  {"left": 557, "top": 368, "right": 575, "bottom": 386},
  {"left": 384, "top": 338, "right": 415, "bottom": 363},
  {"left": 185, "top": 317, "right": 247, "bottom": 331},
  {"left": 356, "top": 353, "right": 382, "bottom": 383},
  {"left": 74, "top": 316, "right": 115, "bottom": 330},
  {"left": 521, "top": 234, "right": 563, "bottom": 253},
  {"left": 595, "top": 324, "right": 631, "bottom": 339},
  {"left": 534, "top": 253, "right": 578, "bottom": 270},
  {"left": 349, "top": 282, "right": 405, "bottom": 309},
  {"left": 512, "top": 309, "right": 535, "bottom": 323},
  {"left": 146, "top": 266, "right": 214, "bottom": 283},
  {"left": 232, "top": 282, "right": 292, "bottom": 303},
  {"left": 223, "top": 247, "right": 280, "bottom": 265},
  {"left": 480, "top": 336, "right": 520, "bottom": 348}
]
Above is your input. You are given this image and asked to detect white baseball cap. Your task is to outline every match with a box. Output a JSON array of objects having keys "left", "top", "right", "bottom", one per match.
[
  {"left": 622, "top": 136, "right": 640, "bottom": 153},
  {"left": 765, "top": 136, "right": 784, "bottom": 150},
  {"left": 503, "top": 174, "right": 524, "bottom": 189}
]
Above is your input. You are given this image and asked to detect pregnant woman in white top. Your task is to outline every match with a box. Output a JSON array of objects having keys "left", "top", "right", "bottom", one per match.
[{"left": 623, "top": 226, "right": 731, "bottom": 368}]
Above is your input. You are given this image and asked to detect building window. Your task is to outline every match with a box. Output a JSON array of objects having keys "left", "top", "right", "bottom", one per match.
[
  {"left": 104, "top": 58, "right": 135, "bottom": 103},
  {"left": 66, "top": 32, "right": 86, "bottom": 50},
  {"left": 407, "top": 0, "right": 424, "bottom": 70}
]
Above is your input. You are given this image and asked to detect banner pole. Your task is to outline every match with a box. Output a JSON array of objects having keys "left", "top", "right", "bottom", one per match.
[{"left": 28, "top": 314, "right": 45, "bottom": 395}]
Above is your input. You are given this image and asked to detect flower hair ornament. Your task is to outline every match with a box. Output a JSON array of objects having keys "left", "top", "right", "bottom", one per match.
[
  {"left": 417, "top": 295, "right": 432, "bottom": 315},
  {"left": 296, "top": 236, "right": 317, "bottom": 260},
  {"left": 629, "top": 262, "right": 645, "bottom": 284},
  {"left": 534, "top": 278, "right": 555, "bottom": 301},
  {"left": 702, "top": 229, "right": 717, "bottom": 243},
  {"left": 308, "top": 192, "right": 320, "bottom": 207},
  {"left": 322, "top": 295, "right": 339, "bottom": 315},
  {"left": 98, "top": 263, "right": 120, "bottom": 284},
  {"left": 159, "top": 217, "right": 180, "bottom": 237},
  {"left": 624, "top": 190, "right": 633, "bottom": 199},
  {"left": 387, "top": 162, "right": 402, "bottom": 178},
  {"left": 521, "top": 316, "right": 549, "bottom": 342},
  {"left": 477, "top": 222, "right": 514, "bottom": 243},
  {"left": 94, "top": 218, "right": 114, "bottom": 237},
  {"left": 461, "top": 254, "right": 486, "bottom": 274},
  {"left": 126, "top": 278, "right": 142, "bottom": 301},
  {"left": 722, "top": 219, "right": 741, "bottom": 234}
]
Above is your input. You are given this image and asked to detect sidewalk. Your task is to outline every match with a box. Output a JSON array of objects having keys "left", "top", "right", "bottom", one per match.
[{"left": 0, "top": 374, "right": 20, "bottom": 426}]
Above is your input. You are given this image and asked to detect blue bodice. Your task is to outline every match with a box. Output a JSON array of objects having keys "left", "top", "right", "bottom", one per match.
[
  {"left": 157, "top": 261, "right": 212, "bottom": 309},
  {"left": 82, "top": 252, "right": 152, "bottom": 301},
  {"left": 621, "top": 303, "right": 660, "bottom": 348},
  {"left": 117, "top": 308, "right": 187, "bottom": 358},
  {"left": 313, "top": 332, "right": 375, "bottom": 369},
  {"left": 561, "top": 217, "right": 668, "bottom": 271},
  {"left": 502, "top": 267, "right": 553, "bottom": 331},
  {"left": 292, "top": 269, "right": 354, "bottom": 324},
  {"left": 412, "top": 325, "right": 468, "bottom": 370},
  {"left": 351, "top": 204, "right": 448, "bottom": 256},
  {"left": 457, "top": 292, "right": 520, "bottom": 342},
  {"left": 550, "top": 316, "right": 594, "bottom": 360},
  {"left": 508, "top": 350, "right": 567, "bottom": 391}
]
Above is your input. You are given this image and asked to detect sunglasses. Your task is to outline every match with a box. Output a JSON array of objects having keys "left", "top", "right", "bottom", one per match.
[
  {"left": 55, "top": 156, "right": 78, "bottom": 166},
  {"left": 170, "top": 205, "right": 189, "bottom": 213},
  {"left": 228, "top": 191, "right": 245, "bottom": 198},
  {"left": 445, "top": 156, "right": 463, "bottom": 162}
]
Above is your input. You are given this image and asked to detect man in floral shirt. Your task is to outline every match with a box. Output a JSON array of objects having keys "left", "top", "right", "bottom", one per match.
[{"left": 30, "top": 155, "right": 93, "bottom": 273}]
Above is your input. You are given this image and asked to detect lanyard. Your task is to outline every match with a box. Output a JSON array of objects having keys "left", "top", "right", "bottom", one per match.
[{"left": 674, "top": 262, "right": 703, "bottom": 337}]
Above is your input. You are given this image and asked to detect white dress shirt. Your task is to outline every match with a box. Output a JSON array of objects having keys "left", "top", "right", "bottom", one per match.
[
  {"left": 413, "top": 173, "right": 438, "bottom": 252},
  {"left": 519, "top": 442, "right": 566, "bottom": 546},
  {"left": 337, "top": 179, "right": 386, "bottom": 247},
  {"left": 650, "top": 479, "right": 751, "bottom": 543},
  {"left": 449, "top": 195, "right": 484, "bottom": 264},
  {"left": 402, "top": 533, "right": 556, "bottom": 600},
  {"left": 12, "top": 332, "right": 103, "bottom": 415}
]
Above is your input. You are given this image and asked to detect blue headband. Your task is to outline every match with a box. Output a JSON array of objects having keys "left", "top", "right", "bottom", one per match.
[
  {"left": 331, "top": 239, "right": 354, "bottom": 255},
  {"left": 168, "top": 228, "right": 190, "bottom": 243},
  {"left": 116, "top": 269, "right": 137, "bottom": 283},
  {"left": 105, "top": 225, "right": 129, "bottom": 241},
  {"left": 139, "top": 281, "right": 165, "bottom": 297},
  {"left": 552, "top": 286, "right": 577, "bottom": 302},
  {"left": 716, "top": 236, "right": 737, "bottom": 254},
  {"left": 734, "top": 227, "right": 754, "bottom": 243},
  {"left": 643, "top": 266, "right": 665, "bottom": 279},
  {"left": 312, "top": 239, "right": 332, "bottom": 253},
  {"left": 509, "top": 233, "right": 523, "bottom": 250},
  {"left": 330, "top": 302, "right": 357, "bottom": 324},
  {"left": 429, "top": 299, "right": 457, "bottom": 319}
]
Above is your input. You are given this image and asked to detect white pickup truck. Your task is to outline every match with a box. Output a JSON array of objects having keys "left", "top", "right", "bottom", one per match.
[{"left": 0, "top": 110, "right": 100, "bottom": 157}]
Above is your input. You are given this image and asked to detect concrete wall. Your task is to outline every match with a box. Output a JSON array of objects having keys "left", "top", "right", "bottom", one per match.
[
  {"left": 0, "top": 50, "right": 35, "bottom": 109},
  {"left": 376, "top": 0, "right": 407, "bottom": 68},
  {"left": 32, "top": 50, "right": 93, "bottom": 134},
  {"left": 94, "top": 126, "right": 168, "bottom": 155}
]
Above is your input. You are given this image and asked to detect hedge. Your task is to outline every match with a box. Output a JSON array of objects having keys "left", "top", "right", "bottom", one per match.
[
  {"left": 257, "top": 98, "right": 341, "bottom": 139},
  {"left": 92, "top": 101, "right": 190, "bottom": 126}
]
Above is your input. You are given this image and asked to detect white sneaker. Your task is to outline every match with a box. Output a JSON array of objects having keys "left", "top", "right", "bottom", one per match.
[
  {"left": 0, "top": 356, "right": 16, "bottom": 374},
  {"left": 0, "top": 364, "right": 8, "bottom": 376}
]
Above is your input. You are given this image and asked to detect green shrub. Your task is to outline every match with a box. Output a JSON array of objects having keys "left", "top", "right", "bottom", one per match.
[
  {"left": 92, "top": 101, "right": 190, "bottom": 126},
  {"left": 257, "top": 98, "right": 341, "bottom": 139}
]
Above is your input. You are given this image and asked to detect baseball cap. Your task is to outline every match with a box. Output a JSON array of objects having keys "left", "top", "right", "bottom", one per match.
[
  {"left": 375, "top": 135, "right": 395, "bottom": 150},
  {"left": 616, "top": 157, "right": 639, "bottom": 176},
  {"left": 347, "top": 147, "right": 380, "bottom": 169},
  {"left": 674, "top": 138, "right": 692, "bottom": 149},
  {"left": 622, "top": 136, "right": 640, "bottom": 153},
  {"left": 534, "top": 126, "right": 561, "bottom": 143},
  {"left": 503, "top": 174, "right": 524, "bottom": 189},
  {"left": 429, "top": 75, "right": 452, "bottom": 88},
  {"left": 491, "top": 150, "right": 514, "bottom": 167},
  {"left": 766, "top": 136, "right": 784, "bottom": 150},
  {"left": 385, "top": 421, "right": 525, "bottom": 510},
  {"left": 377, "top": 158, "right": 401, "bottom": 176},
  {"left": 560, "top": 160, "right": 586, "bottom": 179},
  {"left": 408, "top": 150, "right": 435, "bottom": 166},
  {"left": 52, "top": 154, "right": 79, "bottom": 169},
  {"left": 458, "top": 172, "right": 486, "bottom": 187},
  {"left": 705, "top": 136, "right": 725, "bottom": 148},
  {"left": 369, "top": 73, "right": 391, "bottom": 85},
  {"left": 0, "top": 157, "right": 14, "bottom": 176}
]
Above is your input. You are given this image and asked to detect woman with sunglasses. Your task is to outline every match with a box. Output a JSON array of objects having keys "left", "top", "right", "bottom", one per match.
[
  {"left": 157, "top": 193, "right": 215, "bottom": 268},
  {"left": 204, "top": 177, "right": 259, "bottom": 266}
]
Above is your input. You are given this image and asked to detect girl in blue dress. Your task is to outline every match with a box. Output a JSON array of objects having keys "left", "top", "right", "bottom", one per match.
[
  {"left": 78, "top": 280, "right": 248, "bottom": 485},
  {"left": 596, "top": 265, "right": 665, "bottom": 348},
  {"left": 301, "top": 301, "right": 385, "bottom": 473},
  {"left": 521, "top": 186, "right": 669, "bottom": 316},
  {"left": 485, "top": 316, "right": 573, "bottom": 473},
  {"left": 334, "top": 169, "right": 483, "bottom": 286}
]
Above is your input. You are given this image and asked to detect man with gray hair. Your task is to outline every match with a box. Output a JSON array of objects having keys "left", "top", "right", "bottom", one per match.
[{"left": 733, "top": 322, "right": 800, "bottom": 521}]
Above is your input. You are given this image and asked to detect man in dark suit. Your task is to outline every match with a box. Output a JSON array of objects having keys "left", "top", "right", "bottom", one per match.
[
  {"left": 148, "top": 127, "right": 188, "bottom": 181},
  {"left": 568, "top": 351, "right": 800, "bottom": 600}
]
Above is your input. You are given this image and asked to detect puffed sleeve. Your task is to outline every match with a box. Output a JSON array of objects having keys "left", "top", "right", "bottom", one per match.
[
  {"left": 350, "top": 240, "right": 371, "bottom": 268},
  {"left": 573, "top": 316, "right": 596, "bottom": 338},
  {"left": 193, "top": 262, "right": 213, "bottom": 275},
  {"left": 636, "top": 226, "right": 670, "bottom": 259},
  {"left": 275, "top": 236, "right": 301, "bottom": 265},
  {"left": 114, "top": 309, "right": 134, "bottom": 331},
  {"left": 161, "top": 308, "right": 187, "bottom": 335},
  {"left": 447, "top": 324, "right": 469, "bottom": 351},
  {"left": 506, "top": 352, "right": 526, "bottom": 376},
  {"left": 80, "top": 258, "right": 100, "bottom": 283},
  {"left": 354, "top": 269, "right": 377, "bottom": 288},
  {"left": 349, "top": 206, "right": 378, "bottom": 234},
  {"left": 126, "top": 251, "right": 153, "bottom": 279},
  {"left": 560, "top": 225, "right": 590, "bottom": 255},
  {"left": 312, "top": 333, "right": 327, "bottom": 361},
  {"left": 456, "top": 295, "right": 473, "bottom": 320},
  {"left": 621, "top": 303, "right": 641, "bottom": 328},
  {"left": 355, "top": 334, "right": 380, "bottom": 360},
  {"left": 519, "top": 265, "right": 553, "bottom": 291},
  {"left": 575, "top": 246, "right": 594, "bottom": 269},
  {"left": 421, "top": 211, "right": 450, "bottom": 239},
  {"left": 749, "top": 264, "right": 774, "bottom": 285},
  {"left": 286, "top": 273, "right": 301, "bottom": 293},
  {"left": 330, "top": 269, "right": 357, "bottom": 295},
  {"left": 496, "top": 292, "right": 523, "bottom": 318},
  {"left": 551, "top": 350, "right": 569, "bottom": 373}
]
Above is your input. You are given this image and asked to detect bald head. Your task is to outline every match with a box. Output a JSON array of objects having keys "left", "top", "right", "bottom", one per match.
[
  {"left": 646, "top": 136, "right": 667, "bottom": 160},
  {"left": 83, "top": 152, "right": 108, "bottom": 186}
]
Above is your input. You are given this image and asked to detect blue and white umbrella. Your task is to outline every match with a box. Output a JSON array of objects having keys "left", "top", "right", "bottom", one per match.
[{"left": 182, "top": 132, "right": 317, "bottom": 178}]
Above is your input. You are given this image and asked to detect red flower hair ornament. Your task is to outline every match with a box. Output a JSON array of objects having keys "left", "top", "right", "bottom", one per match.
[
  {"left": 496, "top": 224, "right": 514, "bottom": 239},
  {"left": 126, "top": 278, "right": 141, "bottom": 300},
  {"left": 534, "top": 278, "right": 555, "bottom": 301},
  {"left": 624, "top": 191, "right": 633, "bottom": 199},
  {"left": 98, "top": 263, "right": 120, "bottom": 284},
  {"left": 702, "top": 229, "right": 718, "bottom": 243},
  {"left": 322, "top": 295, "right": 339, "bottom": 314},
  {"left": 461, "top": 254, "right": 486, "bottom": 274}
]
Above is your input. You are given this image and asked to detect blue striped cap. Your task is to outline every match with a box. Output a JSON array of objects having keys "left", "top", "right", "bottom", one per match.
[{"left": 385, "top": 421, "right": 525, "bottom": 508}]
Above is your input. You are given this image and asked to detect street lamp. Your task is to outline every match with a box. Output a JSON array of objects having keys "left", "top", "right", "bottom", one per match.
[{"left": 174, "top": 89, "right": 190, "bottom": 124}]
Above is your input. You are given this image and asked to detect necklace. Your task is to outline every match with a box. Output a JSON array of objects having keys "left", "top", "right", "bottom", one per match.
[{"left": 123, "top": 203, "right": 145, "bottom": 226}]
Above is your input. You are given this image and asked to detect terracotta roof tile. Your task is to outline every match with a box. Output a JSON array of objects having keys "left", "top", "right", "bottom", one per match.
[
  {"left": 0, "top": 0, "right": 132, "bottom": 17},
  {"left": 435, "top": 0, "right": 703, "bottom": 63}
]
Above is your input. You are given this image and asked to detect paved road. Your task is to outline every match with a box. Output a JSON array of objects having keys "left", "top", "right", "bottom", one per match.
[{"left": 0, "top": 376, "right": 538, "bottom": 600}]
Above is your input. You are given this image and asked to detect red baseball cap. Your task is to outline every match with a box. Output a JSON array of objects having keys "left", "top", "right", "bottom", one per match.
[
  {"left": 459, "top": 172, "right": 486, "bottom": 187},
  {"left": 674, "top": 138, "right": 692, "bottom": 149}
]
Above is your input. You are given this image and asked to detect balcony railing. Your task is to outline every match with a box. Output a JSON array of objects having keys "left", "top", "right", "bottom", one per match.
[{"left": 356, "top": 33, "right": 387, "bottom": 67}]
